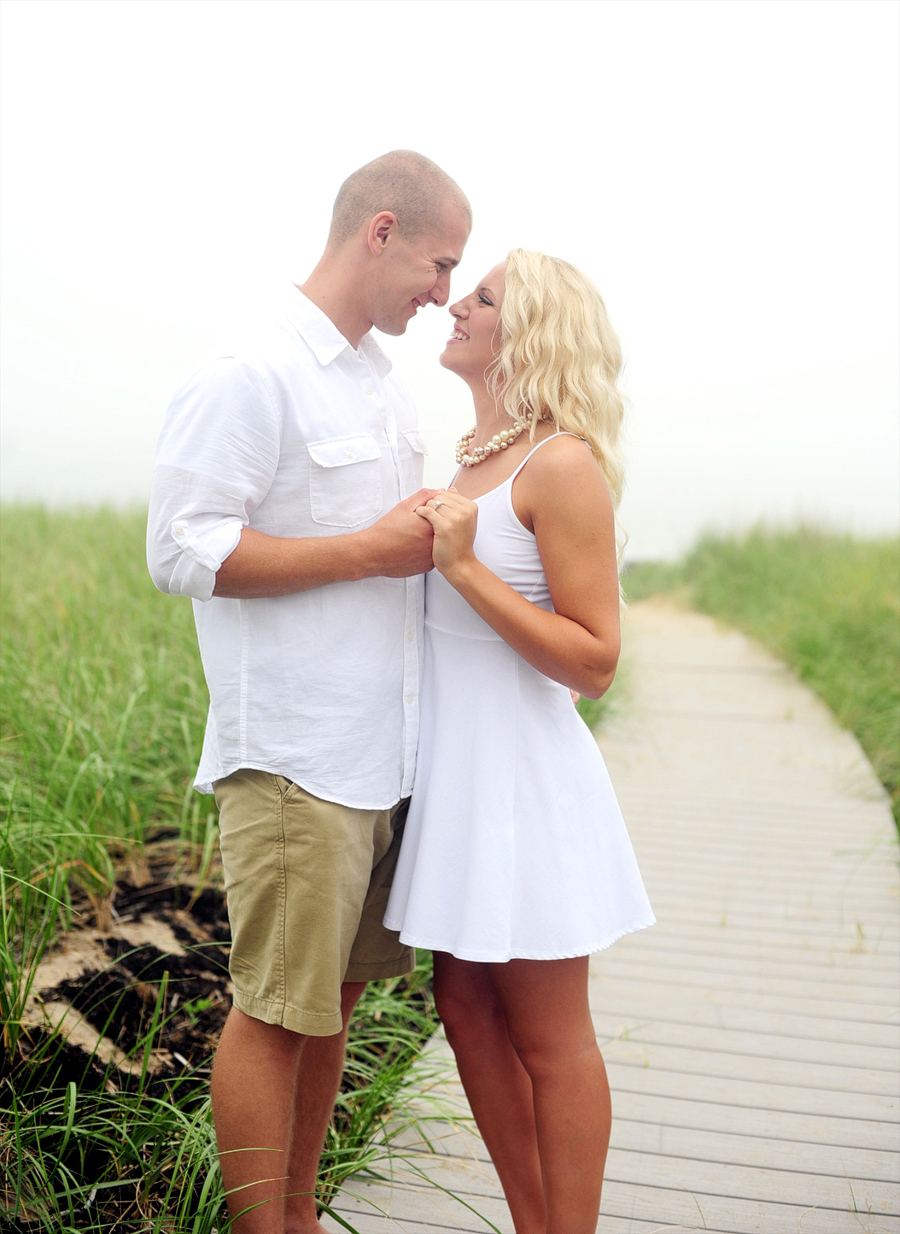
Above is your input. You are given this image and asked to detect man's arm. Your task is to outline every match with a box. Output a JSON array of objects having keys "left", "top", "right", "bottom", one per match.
[
  {"left": 148, "top": 356, "right": 436, "bottom": 602},
  {"left": 212, "top": 489, "right": 438, "bottom": 598}
]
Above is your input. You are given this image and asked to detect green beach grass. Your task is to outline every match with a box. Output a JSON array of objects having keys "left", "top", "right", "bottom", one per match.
[
  {"left": 13, "top": 509, "right": 886, "bottom": 1228},
  {"left": 624, "top": 526, "right": 900, "bottom": 823},
  {"left": 0, "top": 506, "right": 452, "bottom": 1232}
]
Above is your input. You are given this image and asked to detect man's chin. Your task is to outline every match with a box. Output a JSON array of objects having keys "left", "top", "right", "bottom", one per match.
[{"left": 373, "top": 317, "right": 408, "bottom": 338}]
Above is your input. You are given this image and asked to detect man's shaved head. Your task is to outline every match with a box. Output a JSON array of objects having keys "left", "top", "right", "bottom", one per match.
[{"left": 329, "top": 150, "right": 471, "bottom": 246}]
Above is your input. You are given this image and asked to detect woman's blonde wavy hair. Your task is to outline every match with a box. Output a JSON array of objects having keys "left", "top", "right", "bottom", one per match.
[{"left": 490, "top": 249, "right": 627, "bottom": 561}]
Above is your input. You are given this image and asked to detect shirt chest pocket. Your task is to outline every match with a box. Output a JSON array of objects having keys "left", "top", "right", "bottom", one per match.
[{"left": 306, "top": 435, "right": 383, "bottom": 528}]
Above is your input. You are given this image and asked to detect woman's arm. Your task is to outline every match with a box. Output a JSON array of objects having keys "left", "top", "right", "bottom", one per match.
[{"left": 417, "top": 437, "right": 620, "bottom": 699}]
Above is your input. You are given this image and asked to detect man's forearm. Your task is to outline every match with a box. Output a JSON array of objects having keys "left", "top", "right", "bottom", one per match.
[
  {"left": 212, "top": 527, "right": 374, "bottom": 597},
  {"left": 212, "top": 490, "right": 438, "bottom": 598}
]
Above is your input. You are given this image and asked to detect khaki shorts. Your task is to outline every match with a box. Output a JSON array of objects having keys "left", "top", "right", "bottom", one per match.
[{"left": 213, "top": 769, "right": 414, "bottom": 1036}]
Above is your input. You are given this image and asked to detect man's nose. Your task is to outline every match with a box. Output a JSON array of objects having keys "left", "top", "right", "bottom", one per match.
[{"left": 430, "top": 270, "right": 453, "bottom": 307}]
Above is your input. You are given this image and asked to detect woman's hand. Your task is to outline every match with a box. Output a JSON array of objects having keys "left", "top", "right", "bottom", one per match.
[{"left": 415, "top": 489, "right": 478, "bottom": 578}]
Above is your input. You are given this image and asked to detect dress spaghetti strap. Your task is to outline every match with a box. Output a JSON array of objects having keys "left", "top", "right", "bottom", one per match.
[{"left": 508, "top": 431, "right": 586, "bottom": 484}]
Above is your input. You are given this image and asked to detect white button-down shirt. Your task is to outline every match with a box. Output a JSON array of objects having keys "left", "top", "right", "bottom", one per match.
[{"left": 147, "top": 288, "right": 426, "bottom": 809}]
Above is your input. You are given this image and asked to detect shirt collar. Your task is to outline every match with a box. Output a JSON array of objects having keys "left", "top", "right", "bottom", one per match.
[{"left": 285, "top": 286, "right": 392, "bottom": 379}]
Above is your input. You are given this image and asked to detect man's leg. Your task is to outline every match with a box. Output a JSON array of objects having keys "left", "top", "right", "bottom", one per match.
[
  {"left": 212, "top": 982, "right": 367, "bottom": 1234},
  {"left": 211, "top": 1006, "right": 305, "bottom": 1234},
  {"left": 283, "top": 981, "right": 366, "bottom": 1234},
  {"left": 211, "top": 772, "right": 413, "bottom": 1232}
]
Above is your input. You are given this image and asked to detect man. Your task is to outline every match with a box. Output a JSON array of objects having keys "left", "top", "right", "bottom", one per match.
[{"left": 147, "top": 150, "right": 471, "bottom": 1234}]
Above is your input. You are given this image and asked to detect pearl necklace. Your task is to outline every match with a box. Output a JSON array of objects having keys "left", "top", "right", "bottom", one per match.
[{"left": 455, "top": 420, "right": 528, "bottom": 466}]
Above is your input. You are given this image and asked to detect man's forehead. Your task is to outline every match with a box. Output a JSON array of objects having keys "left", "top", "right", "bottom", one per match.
[{"left": 429, "top": 210, "right": 470, "bottom": 264}]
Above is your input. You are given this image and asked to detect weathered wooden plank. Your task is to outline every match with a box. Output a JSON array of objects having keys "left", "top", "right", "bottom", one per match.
[
  {"left": 597, "top": 1180, "right": 900, "bottom": 1233},
  {"left": 617, "top": 807, "right": 894, "bottom": 835},
  {"left": 617, "top": 795, "right": 892, "bottom": 822},
  {"left": 629, "top": 817, "right": 894, "bottom": 843},
  {"left": 327, "top": 1172, "right": 510, "bottom": 1233},
  {"left": 633, "top": 852, "right": 896, "bottom": 888},
  {"left": 595, "top": 950, "right": 900, "bottom": 995},
  {"left": 396, "top": 1098, "right": 900, "bottom": 1163},
  {"left": 616, "top": 787, "right": 890, "bottom": 815},
  {"left": 610, "top": 908, "right": 899, "bottom": 950},
  {"left": 608, "top": 1121, "right": 900, "bottom": 1184},
  {"left": 640, "top": 904, "right": 898, "bottom": 934},
  {"left": 591, "top": 1011, "right": 900, "bottom": 1071},
  {"left": 614, "top": 922, "right": 900, "bottom": 958},
  {"left": 605, "top": 928, "right": 900, "bottom": 968},
  {"left": 325, "top": 1209, "right": 772, "bottom": 1234},
  {"left": 325, "top": 1208, "right": 785, "bottom": 1234},
  {"left": 591, "top": 972, "right": 900, "bottom": 1022},
  {"left": 324, "top": 1213, "right": 494, "bottom": 1234},
  {"left": 606, "top": 934, "right": 896, "bottom": 972},
  {"left": 603, "top": 1056, "right": 898, "bottom": 1122},
  {"left": 609, "top": 1089, "right": 900, "bottom": 1152},
  {"left": 589, "top": 989, "right": 900, "bottom": 1047},
  {"left": 628, "top": 884, "right": 898, "bottom": 920},
  {"left": 602, "top": 1039, "right": 898, "bottom": 1097},
  {"left": 629, "top": 883, "right": 896, "bottom": 917},
  {"left": 329, "top": 1170, "right": 900, "bottom": 1234},
  {"left": 603, "top": 1148, "right": 900, "bottom": 1213}
]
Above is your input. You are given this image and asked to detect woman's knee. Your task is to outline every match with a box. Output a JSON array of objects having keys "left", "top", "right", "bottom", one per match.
[
  {"left": 433, "top": 960, "right": 506, "bottom": 1046},
  {"left": 506, "top": 1025, "right": 599, "bottom": 1084}
]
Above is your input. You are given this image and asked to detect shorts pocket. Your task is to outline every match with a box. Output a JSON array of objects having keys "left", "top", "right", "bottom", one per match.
[
  {"left": 274, "top": 775, "right": 300, "bottom": 803},
  {"left": 307, "top": 435, "right": 383, "bottom": 527}
]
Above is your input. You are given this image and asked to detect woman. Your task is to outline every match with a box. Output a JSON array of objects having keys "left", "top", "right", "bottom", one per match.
[{"left": 384, "top": 249, "right": 654, "bottom": 1234}]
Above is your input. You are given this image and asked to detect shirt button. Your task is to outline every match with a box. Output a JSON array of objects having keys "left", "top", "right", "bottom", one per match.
[
  {"left": 345, "top": 449, "right": 355, "bottom": 459},
  {"left": 406, "top": 631, "right": 414, "bottom": 642},
  {"left": 405, "top": 694, "right": 414, "bottom": 705},
  {"left": 173, "top": 524, "right": 185, "bottom": 537},
  {"left": 365, "top": 386, "right": 374, "bottom": 396}
]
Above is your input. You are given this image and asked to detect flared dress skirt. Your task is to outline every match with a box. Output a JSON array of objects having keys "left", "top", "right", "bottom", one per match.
[{"left": 384, "top": 442, "right": 655, "bottom": 962}]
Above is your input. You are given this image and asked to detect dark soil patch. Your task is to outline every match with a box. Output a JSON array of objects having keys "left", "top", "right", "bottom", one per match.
[
  {"left": 2, "top": 836, "right": 438, "bottom": 1230},
  {"left": 6, "top": 838, "right": 233, "bottom": 1102},
  {"left": 1, "top": 845, "right": 235, "bottom": 1229}
]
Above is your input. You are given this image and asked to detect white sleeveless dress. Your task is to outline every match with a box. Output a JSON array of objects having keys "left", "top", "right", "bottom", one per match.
[{"left": 384, "top": 436, "right": 655, "bottom": 961}]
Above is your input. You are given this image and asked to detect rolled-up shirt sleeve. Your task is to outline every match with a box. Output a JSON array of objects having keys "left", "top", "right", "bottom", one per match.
[{"left": 147, "top": 356, "right": 280, "bottom": 601}]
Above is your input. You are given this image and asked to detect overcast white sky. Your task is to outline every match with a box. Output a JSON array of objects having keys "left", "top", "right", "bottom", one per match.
[{"left": 1, "top": 0, "right": 897, "bottom": 559}]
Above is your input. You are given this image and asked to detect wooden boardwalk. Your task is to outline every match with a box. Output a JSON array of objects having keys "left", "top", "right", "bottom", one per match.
[{"left": 324, "top": 599, "right": 900, "bottom": 1233}]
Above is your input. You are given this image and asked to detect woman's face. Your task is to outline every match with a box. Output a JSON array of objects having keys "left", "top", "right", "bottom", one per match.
[{"left": 440, "top": 260, "right": 507, "bottom": 381}]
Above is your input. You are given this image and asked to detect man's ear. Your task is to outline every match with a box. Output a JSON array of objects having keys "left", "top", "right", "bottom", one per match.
[{"left": 366, "top": 211, "right": 399, "bottom": 257}]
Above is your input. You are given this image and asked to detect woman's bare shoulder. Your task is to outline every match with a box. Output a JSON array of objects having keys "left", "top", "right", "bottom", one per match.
[
  {"left": 523, "top": 434, "right": 608, "bottom": 495},
  {"left": 514, "top": 433, "right": 613, "bottom": 527},
  {"left": 531, "top": 432, "right": 594, "bottom": 467}
]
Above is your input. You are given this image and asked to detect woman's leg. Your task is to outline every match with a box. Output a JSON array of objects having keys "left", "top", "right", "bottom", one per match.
[
  {"left": 433, "top": 952, "right": 547, "bottom": 1234},
  {"left": 488, "top": 956, "right": 610, "bottom": 1234}
]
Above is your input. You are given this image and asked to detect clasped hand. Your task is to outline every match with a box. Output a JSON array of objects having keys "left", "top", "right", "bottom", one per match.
[{"left": 415, "top": 489, "right": 478, "bottom": 577}]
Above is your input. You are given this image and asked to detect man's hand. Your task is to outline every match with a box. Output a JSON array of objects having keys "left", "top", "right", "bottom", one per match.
[
  {"left": 357, "top": 489, "right": 439, "bottom": 578},
  {"left": 211, "top": 489, "right": 439, "bottom": 598}
]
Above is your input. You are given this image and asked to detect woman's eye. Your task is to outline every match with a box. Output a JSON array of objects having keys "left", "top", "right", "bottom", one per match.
[{"left": 478, "top": 295, "right": 493, "bottom": 306}]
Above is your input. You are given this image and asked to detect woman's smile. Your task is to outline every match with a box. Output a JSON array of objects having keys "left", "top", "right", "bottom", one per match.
[{"left": 440, "top": 259, "right": 506, "bottom": 377}]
